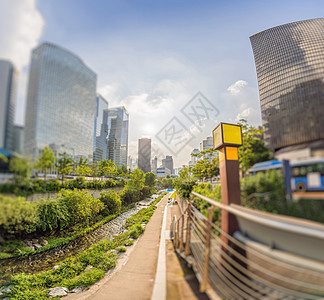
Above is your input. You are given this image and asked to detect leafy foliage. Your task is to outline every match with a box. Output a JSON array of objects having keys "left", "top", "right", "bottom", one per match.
[
  {"left": 56, "top": 152, "right": 74, "bottom": 182},
  {"left": 57, "top": 189, "right": 104, "bottom": 228},
  {"left": 34, "top": 146, "right": 55, "bottom": 179},
  {"left": 0, "top": 195, "right": 38, "bottom": 235},
  {"left": 99, "top": 190, "right": 122, "bottom": 216},
  {"left": 145, "top": 172, "right": 156, "bottom": 187},
  {"left": 127, "top": 168, "right": 145, "bottom": 189},
  {"left": 9, "top": 157, "right": 32, "bottom": 181},
  {"left": 191, "top": 157, "right": 219, "bottom": 180},
  {"left": 237, "top": 119, "right": 272, "bottom": 176}
]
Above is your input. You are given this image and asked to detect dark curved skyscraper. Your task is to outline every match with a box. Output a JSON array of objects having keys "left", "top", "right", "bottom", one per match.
[{"left": 250, "top": 18, "right": 324, "bottom": 156}]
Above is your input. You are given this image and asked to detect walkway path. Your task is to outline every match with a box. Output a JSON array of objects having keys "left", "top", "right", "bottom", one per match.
[{"left": 65, "top": 192, "right": 208, "bottom": 300}]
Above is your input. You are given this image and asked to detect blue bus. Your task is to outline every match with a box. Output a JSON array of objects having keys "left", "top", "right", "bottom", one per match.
[{"left": 248, "top": 159, "right": 324, "bottom": 192}]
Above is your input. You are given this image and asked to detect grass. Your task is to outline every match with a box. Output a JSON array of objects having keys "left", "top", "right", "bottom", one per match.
[{"left": 2, "top": 192, "right": 168, "bottom": 299}]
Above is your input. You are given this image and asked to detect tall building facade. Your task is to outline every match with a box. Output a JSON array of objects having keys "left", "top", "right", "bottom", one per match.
[
  {"left": 93, "top": 94, "right": 109, "bottom": 163},
  {"left": 200, "top": 136, "right": 213, "bottom": 152},
  {"left": 107, "top": 107, "right": 129, "bottom": 167},
  {"left": 165, "top": 155, "right": 173, "bottom": 174},
  {"left": 138, "top": 138, "right": 151, "bottom": 173},
  {"left": 151, "top": 156, "right": 157, "bottom": 174},
  {"left": 24, "top": 42, "right": 97, "bottom": 160},
  {"left": 250, "top": 18, "right": 324, "bottom": 157},
  {"left": 0, "top": 60, "right": 18, "bottom": 152}
]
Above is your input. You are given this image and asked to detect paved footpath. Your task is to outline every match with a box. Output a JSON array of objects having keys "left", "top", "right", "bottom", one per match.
[{"left": 65, "top": 192, "right": 208, "bottom": 300}]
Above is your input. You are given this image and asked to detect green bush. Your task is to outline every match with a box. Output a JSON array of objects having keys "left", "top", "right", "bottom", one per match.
[
  {"left": 192, "top": 183, "right": 222, "bottom": 225},
  {"left": 241, "top": 170, "right": 285, "bottom": 212},
  {"left": 0, "top": 195, "right": 38, "bottom": 236},
  {"left": 99, "top": 190, "right": 122, "bottom": 216},
  {"left": 120, "top": 186, "right": 142, "bottom": 205},
  {"left": 129, "top": 224, "right": 144, "bottom": 239},
  {"left": 173, "top": 179, "right": 196, "bottom": 199},
  {"left": 57, "top": 189, "right": 104, "bottom": 228},
  {"left": 241, "top": 171, "right": 324, "bottom": 223},
  {"left": 37, "top": 198, "right": 69, "bottom": 231}
]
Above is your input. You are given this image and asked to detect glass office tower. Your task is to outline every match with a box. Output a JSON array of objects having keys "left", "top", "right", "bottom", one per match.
[
  {"left": 107, "top": 107, "right": 129, "bottom": 167},
  {"left": 138, "top": 138, "right": 151, "bottom": 173},
  {"left": 250, "top": 18, "right": 324, "bottom": 152},
  {"left": 0, "top": 60, "right": 18, "bottom": 152},
  {"left": 24, "top": 42, "right": 97, "bottom": 160},
  {"left": 93, "top": 94, "right": 109, "bottom": 163}
]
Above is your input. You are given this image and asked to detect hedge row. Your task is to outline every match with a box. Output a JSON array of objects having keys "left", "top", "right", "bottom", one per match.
[{"left": 0, "top": 177, "right": 125, "bottom": 196}]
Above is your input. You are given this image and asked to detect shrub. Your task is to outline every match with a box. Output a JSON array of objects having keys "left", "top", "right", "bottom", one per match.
[
  {"left": 0, "top": 195, "right": 38, "bottom": 236},
  {"left": 120, "top": 186, "right": 142, "bottom": 205},
  {"left": 57, "top": 189, "right": 104, "bottom": 228},
  {"left": 241, "top": 170, "right": 285, "bottom": 212},
  {"left": 129, "top": 224, "right": 144, "bottom": 239},
  {"left": 37, "top": 198, "right": 69, "bottom": 231},
  {"left": 173, "top": 179, "right": 196, "bottom": 199},
  {"left": 99, "top": 190, "right": 122, "bottom": 216}
]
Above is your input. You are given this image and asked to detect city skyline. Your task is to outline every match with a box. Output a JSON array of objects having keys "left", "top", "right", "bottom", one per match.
[{"left": 0, "top": 0, "right": 323, "bottom": 167}]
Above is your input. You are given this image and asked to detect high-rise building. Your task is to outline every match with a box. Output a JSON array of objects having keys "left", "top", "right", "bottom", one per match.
[
  {"left": 138, "top": 138, "right": 151, "bottom": 173},
  {"left": 24, "top": 42, "right": 97, "bottom": 160},
  {"left": 189, "top": 148, "right": 200, "bottom": 166},
  {"left": 0, "top": 60, "right": 18, "bottom": 152},
  {"left": 107, "top": 107, "right": 129, "bottom": 167},
  {"left": 165, "top": 155, "right": 173, "bottom": 174},
  {"left": 93, "top": 94, "right": 109, "bottom": 163},
  {"left": 151, "top": 156, "right": 157, "bottom": 174},
  {"left": 200, "top": 136, "right": 213, "bottom": 152},
  {"left": 13, "top": 125, "right": 24, "bottom": 154},
  {"left": 250, "top": 18, "right": 324, "bottom": 159}
]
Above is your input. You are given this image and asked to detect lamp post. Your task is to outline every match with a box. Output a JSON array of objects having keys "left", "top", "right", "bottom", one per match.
[{"left": 213, "top": 122, "right": 242, "bottom": 244}]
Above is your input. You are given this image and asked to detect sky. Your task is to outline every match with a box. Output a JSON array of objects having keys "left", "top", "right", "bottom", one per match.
[{"left": 0, "top": 0, "right": 323, "bottom": 167}]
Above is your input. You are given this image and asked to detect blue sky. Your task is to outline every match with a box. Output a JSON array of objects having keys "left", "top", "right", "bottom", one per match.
[{"left": 0, "top": 0, "right": 323, "bottom": 166}]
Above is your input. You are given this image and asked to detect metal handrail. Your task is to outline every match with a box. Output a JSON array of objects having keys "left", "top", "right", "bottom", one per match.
[
  {"left": 170, "top": 193, "right": 324, "bottom": 299},
  {"left": 191, "top": 191, "right": 324, "bottom": 240}
]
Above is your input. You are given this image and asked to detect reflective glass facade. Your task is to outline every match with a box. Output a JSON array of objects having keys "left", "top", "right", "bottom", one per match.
[
  {"left": 93, "top": 95, "right": 109, "bottom": 163},
  {"left": 0, "top": 60, "right": 17, "bottom": 152},
  {"left": 24, "top": 43, "right": 97, "bottom": 160},
  {"left": 138, "top": 138, "right": 151, "bottom": 173},
  {"left": 250, "top": 18, "right": 324, "bottom": 151},
  {"left": 107, "top": 107, "right": 129, "bottom": 167}
]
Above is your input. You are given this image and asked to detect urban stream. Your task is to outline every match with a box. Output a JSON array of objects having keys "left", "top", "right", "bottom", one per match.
[{"left": 0, "top": 197, "right": 157, "bottom": 282}]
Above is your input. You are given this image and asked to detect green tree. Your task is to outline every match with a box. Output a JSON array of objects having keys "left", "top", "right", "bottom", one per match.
[
  {"left": 99, "top": 190, "right": 122, "bottom": 216},
  {"left": 161, "top": 177, "right": 173, "bottom": 189},
  {"left": 127, "top": 168, "right": 145, "bottom": 189},
  {"left": 75, "top": 157, "right": 92, "bottom": 176},
  {"left": 98, "top": 159, "right": 116, "bottom": 179},
  {"left": 0, "top": 153, "right": 8, "bottom": 164},
  {"left": 9, "top": 157, "right": 32, "bottom": 181},
  {"left": 237, "top": 119, "right": 272, "bottom": 176},
  {"left": 145, "top": 172, "right": 156, "bottom": 187},
  {"left": 56, "top": 152, "right": 74, "bottom": 183},
  {"left": 192, "top": 157, "right": 219, "bottom": 181},
  {"left": 34, "top": 146, "right": 55, "bottom": 179}
]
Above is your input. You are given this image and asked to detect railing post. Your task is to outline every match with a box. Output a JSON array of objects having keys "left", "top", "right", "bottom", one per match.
[
  {"left": 179, "top": 215, "right": 184, "bottom": 252},
  {"left": 176, "top": 219, "right": 180, "bottom": 249},
  {"left": 200, "top": 206, "right": 214, "bottom": 292},
  {"left": 185, "top": 202, "right": 192, "bottom": 256}
]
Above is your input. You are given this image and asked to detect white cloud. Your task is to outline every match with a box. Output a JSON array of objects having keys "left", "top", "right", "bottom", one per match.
[
  {"left": 0, "top": 0, "right": 44, "bottom": 69},
  {"left": 0, "top": 0, "right": 44, "bottom": 125},
  {"left": 227, "top": 80, "right": 248, "bottom": 95},
  {"left": 235, "top": 107, "right": 261, "bottom": 125}
]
